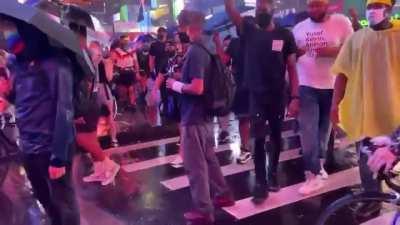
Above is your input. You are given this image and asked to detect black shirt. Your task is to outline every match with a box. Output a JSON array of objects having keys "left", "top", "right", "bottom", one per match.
[
  {"left": 149, "top": 41, "right": 169, "bottom": 74},
  {"left": 240, "top": 17, "right": 297, "bottom": 94},
  {"left": 98, "top": 61, "right": 108, "bottom": 84},
  {"left": 136, "top": 50, "right": 151, "bottom": 75}
]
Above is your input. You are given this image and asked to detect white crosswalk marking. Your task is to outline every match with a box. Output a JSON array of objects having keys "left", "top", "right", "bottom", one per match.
[
  {"left": 223, "top": 167, "right": 361, "bottom": 220},
  {"left": 160, "top": 148, "right": 301, "bottom": 191},
  {"left": 105, "top": 137, "right": 180, "bottom": 155},
  {"left": 121, "top": 143, "right": 236, "bottom": 172}
]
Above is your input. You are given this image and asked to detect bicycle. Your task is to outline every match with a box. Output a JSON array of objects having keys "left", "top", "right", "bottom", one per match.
[{"left": 316, "top": 137, "right": 400, "bottom": 225}]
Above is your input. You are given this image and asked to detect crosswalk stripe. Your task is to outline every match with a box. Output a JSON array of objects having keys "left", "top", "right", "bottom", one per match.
[
  {"left": 160, "top": 148, "right": 301, "bottom": 191},
  {"left": 222, "top": 167, "right": 360, "bottom": 220},
  {"left": 106, "top": 129, "right": 298, "bottom": 157},
  {"left": 105, "top": 137, "right": 180, "bottom": 155},
  {"left": 362, "top": 211, "right": 396, "bottom": 225},
  {"left": 121, "top": 143, "right": 237, "bottom": 173}
]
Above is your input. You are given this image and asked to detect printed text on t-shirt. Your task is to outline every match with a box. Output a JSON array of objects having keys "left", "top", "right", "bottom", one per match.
[{"left": 305, "top": 30, "right": 328, "bottom": 57}]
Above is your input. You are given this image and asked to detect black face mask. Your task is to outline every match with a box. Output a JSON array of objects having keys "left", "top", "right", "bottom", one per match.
[{"left": 256, "top": 12, "right": 273, "bottom": 29}]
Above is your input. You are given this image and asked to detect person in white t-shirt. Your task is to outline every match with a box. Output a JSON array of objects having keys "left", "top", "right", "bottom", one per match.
[{"left": 293, "top": 0, "right": 353, "bottom": 195}]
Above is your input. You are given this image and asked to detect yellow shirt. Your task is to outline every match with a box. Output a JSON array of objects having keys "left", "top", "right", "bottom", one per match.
[{"left": 331, "top": 23, "right": 400, "bottom": 141}]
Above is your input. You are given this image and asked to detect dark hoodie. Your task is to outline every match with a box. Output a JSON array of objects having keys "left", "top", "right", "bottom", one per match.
[{"left": 7, "top": 17, "right": 75, "bottom": 167}]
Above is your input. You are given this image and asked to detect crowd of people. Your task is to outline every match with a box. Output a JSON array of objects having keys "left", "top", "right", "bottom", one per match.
[{"left": 0, "top": 0, "right": 400, "bottom": 224}]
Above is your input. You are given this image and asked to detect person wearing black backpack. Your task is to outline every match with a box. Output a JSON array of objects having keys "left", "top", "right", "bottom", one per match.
[
  {"left": 225, "top": 0, "right": 300, "bottom": 204},
  {"left": 166, "top": 10, "right": 235, "bottom": 225}
]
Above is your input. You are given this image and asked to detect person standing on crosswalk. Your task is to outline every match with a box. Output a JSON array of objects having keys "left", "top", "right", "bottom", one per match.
[
  {"left": 166, "top": 10, "right": 235, "bottom": 225},
  {"left": 225, "top": 0, "right": 300, "bottom": 204},
  {"left": 293, "top": 0, "right": 353, "bottom": 195},
  {"left": 330, "top": 0, "right": 400, "bottom": 219}
]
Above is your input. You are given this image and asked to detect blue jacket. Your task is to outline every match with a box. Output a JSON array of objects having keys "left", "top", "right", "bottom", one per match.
[{"left": 9, "top": 54, "right": 75, "bottom": 167}]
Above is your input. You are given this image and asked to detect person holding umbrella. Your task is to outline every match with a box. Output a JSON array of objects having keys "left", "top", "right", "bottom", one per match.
[{"left": 0, "top": 1, "right": 85, "bottom": 224}]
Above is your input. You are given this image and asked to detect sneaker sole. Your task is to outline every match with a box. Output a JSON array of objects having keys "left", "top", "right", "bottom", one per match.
[
  {"left": 298, "top": 185, "right": 324, "bottom": 196},
  {"left": 237, "top": 157, "right": 252, "bottom": 165},
  {"left": 101, "top": 164, "right": 121, "bottom": 186}
]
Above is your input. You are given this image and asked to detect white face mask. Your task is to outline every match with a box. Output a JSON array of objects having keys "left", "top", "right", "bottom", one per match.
[{"left": 366, "top": 8, "right": 388, "bottom": 26}]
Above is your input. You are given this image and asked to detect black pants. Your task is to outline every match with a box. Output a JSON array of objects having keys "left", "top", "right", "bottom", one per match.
[
  {"left": 23, "top": 152, "right": 80, "bottom": 225},
  {"left": 250, "top": 92, "right": 284, "bottom": 186}
]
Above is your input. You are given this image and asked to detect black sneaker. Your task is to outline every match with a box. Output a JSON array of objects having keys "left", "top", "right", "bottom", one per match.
[
  {"left": 218, "top": 131, "right": 231, "bottom": 144},
  {"left": 268, "top": 175, "right": 281, "bottom": 192},
  {"left": 252, "top": 183, "right": 268, "bottom": 205}
]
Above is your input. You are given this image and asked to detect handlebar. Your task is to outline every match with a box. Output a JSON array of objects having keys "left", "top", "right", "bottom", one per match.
[{"left": 361, "top": 137, "right": 400, "bottom": 193}]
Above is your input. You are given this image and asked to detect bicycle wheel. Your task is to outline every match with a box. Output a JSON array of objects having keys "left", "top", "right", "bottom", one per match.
[
  {"left": 316, "top": 192, "right": 398, "bottom": 225},
  {"left": 392, "top": 212, "right": 400, "bottom": 225}
]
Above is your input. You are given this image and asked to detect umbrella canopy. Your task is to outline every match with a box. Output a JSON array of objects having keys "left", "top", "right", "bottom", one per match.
[
  {"left": 35, "top": 0, "right": 110, "bottom": 46},
  {"left": 0, "top": 0, "right": 93, "bottom": 74},
  {"left": 205, "top": 5, "right": 254, "bottom": 32},
  {"left": 0, "top": 0, "right": 81, "bottom": 55},
  {"left": 35, "top": 0, "right": 104, "bottom": 31}
]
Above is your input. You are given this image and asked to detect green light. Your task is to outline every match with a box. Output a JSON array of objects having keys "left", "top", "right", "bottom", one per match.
[
  {"left": 359, "top": 13, "right": 400, "bottom": 27},
  {"left": 173, "top": 0, "right": 184, "bottom": 19}
]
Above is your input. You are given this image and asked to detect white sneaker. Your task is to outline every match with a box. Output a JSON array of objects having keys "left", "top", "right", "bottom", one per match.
[
  {"left": 170, "top": 155, "right": 184, "bottom": 168},
  {"left": 320, "top": 167, "right": 329, "bottom": 180},
  {"left": 298, "top": 171, "right": 324, "bottom": 196},
  {"left": 238, "top": 151, "right": 252, "bottom": 164},
  {"left": 101, "top": 157, "right": 121, "bottom": 186},
  {"left": 111, "top": 140, "right": 119, "bottom": 148},
  {"left": 320, "top": 159, "right": 328, "bottom": 179},
  {"left": 83, "top": 161, "right": 106, "bottom": 183}
]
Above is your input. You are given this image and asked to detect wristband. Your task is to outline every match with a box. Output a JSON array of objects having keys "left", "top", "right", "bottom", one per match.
[{"left": 172, "top": 81, "right": 184, "bottom": 93}]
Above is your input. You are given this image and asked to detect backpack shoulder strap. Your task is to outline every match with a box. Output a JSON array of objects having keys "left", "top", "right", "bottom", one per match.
[{"left": 192, "top": 42, "right": 213, "bottom": 57}]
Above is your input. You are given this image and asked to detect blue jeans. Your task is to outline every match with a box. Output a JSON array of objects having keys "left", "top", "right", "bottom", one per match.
[{"left": 299, "top": 86, "right": 333, "bottom": 175}]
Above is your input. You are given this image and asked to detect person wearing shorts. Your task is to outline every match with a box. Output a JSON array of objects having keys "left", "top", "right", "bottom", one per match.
[
  {"left": 111, "top": 35, "right": 139, "bottom": 110},
  {"left": 225, "top": 35, "right": 252, "bottom": 164},
  {"left": 74, "top": 75, "right": 120, "bottom": 186},
  {"left": 89, "top": 41, "right": 119, "bottom": 148}
]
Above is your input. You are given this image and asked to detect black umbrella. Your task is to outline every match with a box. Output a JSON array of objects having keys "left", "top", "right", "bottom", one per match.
[
  {"left": 0, "top": 0, "right": 93, "bottom": 74},
  {"left": 35, "top": 0, "right": 99, "bottom": 30}
]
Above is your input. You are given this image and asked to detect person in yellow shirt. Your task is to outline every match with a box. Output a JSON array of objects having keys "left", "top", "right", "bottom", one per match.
[{"left": 330, "top": 0, "right": 400, "bottom": 220}]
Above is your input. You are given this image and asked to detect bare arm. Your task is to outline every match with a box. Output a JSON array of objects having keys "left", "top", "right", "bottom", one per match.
[
  {"left": 331, "top": 73, "right": 348, "bottom": 124},
  {"left": 287, "top": 54, "right": 299, "bottom": 97},
  {"left": 149, "top": 55, "right": 155, "bottom": 72},
  {"left": 286, "top": 53, "right": 300, "bottom": 117},
  {"left": 332, "top": 73, "right": 347, "bottom": 107},
  {"left": 224, "top": 0, "right": 243, "bottom": 29},
  {"left": 317, "top": 46, "right": 342, "bottom": 58},
  {"left": 104, "top": 58, "right": 114, "bottom": 82},
  {"left": 213, "top": 33, "right": 230, "bottom": 64}
]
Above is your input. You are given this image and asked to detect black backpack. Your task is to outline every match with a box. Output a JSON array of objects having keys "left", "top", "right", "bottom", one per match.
[{"left": 194, "top": 44, "right": 236, "bottom": 117}]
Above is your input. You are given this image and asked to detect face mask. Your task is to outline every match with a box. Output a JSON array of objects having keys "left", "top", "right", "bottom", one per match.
[
  {"left": 256, "top": 12, "right": 273, "bottom": 29},
  {"left": 3, "top": 30, "right": 24, "bottom": 55},
  {"left": 366, "top": 8, "right": 388, "bottom": 26}
]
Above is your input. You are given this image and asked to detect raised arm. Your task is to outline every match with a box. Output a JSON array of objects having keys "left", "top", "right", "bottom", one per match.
[
  {"left": 213, "top": 33, "right": 230, "bottom": 64},
  {"left": 224, "top": 0, "right": 243, "bottom": 29}
]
